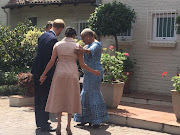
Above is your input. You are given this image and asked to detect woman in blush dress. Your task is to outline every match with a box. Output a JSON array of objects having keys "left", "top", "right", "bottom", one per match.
[{"left": 40, "top": 27, "right": 100, "bottom": 135}]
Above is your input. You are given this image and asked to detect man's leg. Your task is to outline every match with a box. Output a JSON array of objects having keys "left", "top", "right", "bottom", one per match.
[
  {"left": 39, "top": 88, "right": 49, "bottom": 129},
  {"left": 38, "top": 78, "right": 55, "bottom": 132},
  {"left": 34, "top": 78, "right": 41, "bottom": 128}
]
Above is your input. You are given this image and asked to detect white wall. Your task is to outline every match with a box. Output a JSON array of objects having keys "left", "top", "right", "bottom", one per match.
[
  {"left": 9, "top": 4, "right": 95, "bottom": 40},
  {"left": 102, "top": 0, "right": 180, "bottom": 95},
  {"left": 0, "top": 0, "right": 9, "bottom": 26}
]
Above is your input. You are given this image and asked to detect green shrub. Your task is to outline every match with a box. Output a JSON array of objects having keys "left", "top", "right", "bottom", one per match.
[
  {"left": 0, "top": 72, "right": 18, "bottom": 85},
  {"left": 0, "top": 19, "right": 43, "bottom": 72},
  {"left": 0, "top": 85, "right": 24, "bottom": 96},
  {"left": 101, "top": 46, "right": 128, "bottom": 83},
  {"left": 171, "top": 75, "right": 180, "bottom": 93},
  {"left": 20, "top": 28, "right": 43, "bottom": 71}
]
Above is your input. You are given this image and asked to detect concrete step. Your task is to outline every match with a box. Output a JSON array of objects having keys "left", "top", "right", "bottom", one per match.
[
  {"left": 108, "top": 102, "right": 180, "bottom": 135},
  {"left": 122, "top": 91, "right": 172, "bottom": 106},
  {"left": 121, "top": 96, "right": 172, "bottom": 106}
]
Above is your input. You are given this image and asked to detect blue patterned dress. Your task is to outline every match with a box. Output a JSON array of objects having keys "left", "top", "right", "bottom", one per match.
[{"left": 74, "top": 41, "right": 109, "bottom": 125}]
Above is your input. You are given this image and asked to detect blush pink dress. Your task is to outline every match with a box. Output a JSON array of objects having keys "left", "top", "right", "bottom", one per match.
[{"left": 45, "top": 37, "right": 81, "bottom": 114}]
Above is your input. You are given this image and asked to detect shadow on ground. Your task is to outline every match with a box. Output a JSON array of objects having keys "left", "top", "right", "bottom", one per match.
[
  {"left": 74, "top": 123, "right": 111, "bottom": 135},
  {"left": 35, "top": 128, "right": 54, "bottom": 135}
]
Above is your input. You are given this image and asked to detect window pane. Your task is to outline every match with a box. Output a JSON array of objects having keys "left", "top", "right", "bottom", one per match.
[
  {"left": 79, "top": 23, "right": 88, "bottom": 34},
  {"left": 28, "top": 17, "right": 37, "bottom": 26},
  {"left": 156, "top": 17, "right": 174, "bottom": 37},
  {"left": 117, "top": 27, "right": 131, "bottom": 36}
]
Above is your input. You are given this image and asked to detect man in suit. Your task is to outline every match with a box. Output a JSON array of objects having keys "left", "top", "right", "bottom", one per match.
[{"left": 31, "top": 19, "right": 65, "bottom": 132}]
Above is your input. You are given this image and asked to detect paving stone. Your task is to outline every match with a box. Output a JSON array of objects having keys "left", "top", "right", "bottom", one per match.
[{"left": 0, "top": 97, "right": 171, "bottom": 135}]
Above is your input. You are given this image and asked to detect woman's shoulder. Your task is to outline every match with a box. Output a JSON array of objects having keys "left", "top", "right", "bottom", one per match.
[
  {"left": 91, "top": 41, "right": 102, "bottom": 48},
  {"left": 93, "top": 41, "right": 101, "bottom": 45}
]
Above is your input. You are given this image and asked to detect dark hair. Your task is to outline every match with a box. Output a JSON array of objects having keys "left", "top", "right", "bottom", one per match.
[
  {"left": 45, "top": 21, "right": 53, "bottom": 29},
  {"left": 65, "top": 27, "right": 77, "bottom": 37}
]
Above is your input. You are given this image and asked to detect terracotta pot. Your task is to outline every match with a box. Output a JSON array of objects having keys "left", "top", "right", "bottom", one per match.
[
  {"left": 100, "top": 82, "right": 124, "bottom": 108},
  {"left": 171, "top": 90, "right": 180, "bottom": 121}
]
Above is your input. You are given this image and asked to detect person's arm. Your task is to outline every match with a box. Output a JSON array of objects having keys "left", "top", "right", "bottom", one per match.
[
  {"left": 77, "top": 53, "right": 100, "bottom": 76},
  {"left": 74, "top": 46, "right": 91, "bottom": 54},
  {"left": 75, "top": 42, "right": 101, "bottom": 56},
  {"left": 40, "top": 44, "right": 58, "bottom": 84}
]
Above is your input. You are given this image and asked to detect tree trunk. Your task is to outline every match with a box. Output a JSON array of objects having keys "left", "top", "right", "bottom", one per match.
[{"left": 114, "top": 35, "right": 118, "bottom": 52}]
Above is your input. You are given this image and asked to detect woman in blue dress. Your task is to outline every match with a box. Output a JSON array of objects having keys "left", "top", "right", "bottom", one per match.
[{"left": 74, "top": 28, "right": 108, "bottom": 128}]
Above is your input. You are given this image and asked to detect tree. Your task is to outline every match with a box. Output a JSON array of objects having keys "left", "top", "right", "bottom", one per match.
[{"left": 88, "top": 1, "right": 136, "bottom": 51}]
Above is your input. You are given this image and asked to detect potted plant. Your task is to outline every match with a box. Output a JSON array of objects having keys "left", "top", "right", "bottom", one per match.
[
  {"left": 100, "top": 45, "right": 128, "bottom": 108},
  {"left": 162, "top": 71, "right": 180, "bottom": 121},
  {"left": 171, "top": 73, "right": 180, "bottom": 121},
  {"left": 9, "top": 72, "right": 34, "bottom": 107},
  {"left": 16, "top": 72, "right": 34, "bottom": 96}
]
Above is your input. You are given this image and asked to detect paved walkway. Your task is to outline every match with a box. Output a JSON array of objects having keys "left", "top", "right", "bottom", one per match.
[{"left": 0, "top": 96, "right": 172, "bottom": 135}]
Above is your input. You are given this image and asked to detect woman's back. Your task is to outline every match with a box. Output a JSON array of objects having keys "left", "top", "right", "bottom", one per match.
[
  {"left": 55, "top": 37, "right": 79, "bottom": 77},
  {"left": 45, "top": 37, "right": 81, "bottom": 114},
  {"left": 56, "top": 37, "right": 78, "bottom": 62}
]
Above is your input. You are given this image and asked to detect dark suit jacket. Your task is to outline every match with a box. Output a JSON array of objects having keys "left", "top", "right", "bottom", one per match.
[{"left": 31, "top": 30, "right": 58, "bottom": 79}]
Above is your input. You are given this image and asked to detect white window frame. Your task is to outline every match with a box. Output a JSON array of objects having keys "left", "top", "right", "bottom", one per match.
[
  {"left": 117, "top": 27, "right": 133, "bottom": 41},
  {"left": 72, "top": 20, "right": 88, "bottom": 39},
  {"left": 153, "top": 14, "right": 176, "bottom": 41}
]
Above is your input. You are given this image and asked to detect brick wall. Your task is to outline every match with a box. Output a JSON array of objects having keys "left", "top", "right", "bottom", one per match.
[
  {"left": 101, "top": 0, "right": 180, "bottom": 95},
  {"left": 4, "top": 0, "right": 180, "bottom": 95}
]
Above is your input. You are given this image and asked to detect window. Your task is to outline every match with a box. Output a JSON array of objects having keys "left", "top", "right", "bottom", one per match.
[
  {"left": 153, "top": 14, "right": 175, "bottom": 41},
  {"left": 146, "top": 9, "right": 178, "bottom": 47},
  {"left": 117, "top": 27, "right": 132, "bottom": 41},
  {"left": 77, "top": 22, "right": 88, "bottom": 39},
  {"left": 28, "top": 17, "right": 37, "bottom": 26},
  {"left": 72, "top": 20, "right": 88, "bottom": 39}
]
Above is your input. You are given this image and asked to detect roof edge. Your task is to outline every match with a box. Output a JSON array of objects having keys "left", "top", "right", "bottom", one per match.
[{"left": 2, "top": 1, "right": 97, "bottom": 9}]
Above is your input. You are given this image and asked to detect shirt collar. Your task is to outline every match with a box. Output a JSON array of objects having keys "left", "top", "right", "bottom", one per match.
[{"left": 49, "top": 29, "right": 56, "bottom": 37}]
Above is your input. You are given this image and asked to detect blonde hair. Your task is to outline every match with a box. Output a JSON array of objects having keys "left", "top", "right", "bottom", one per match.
[
  {"left": 81, "top": 28, "right": 94, "bottom": 37},
  {"left": 93, "top": 31, "right": 97, "bottom": 39},
  {"left": 53, "top": 19, "right": 65, "bottom": 29}
]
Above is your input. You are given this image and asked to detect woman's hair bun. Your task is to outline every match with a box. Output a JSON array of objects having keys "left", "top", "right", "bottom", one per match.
[{"left": 65, "top": 26, "right": 77, "bottom": 37}]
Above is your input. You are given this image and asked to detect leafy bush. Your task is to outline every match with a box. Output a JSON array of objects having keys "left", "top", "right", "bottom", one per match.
[
  {"left": 0, "top": 85, "right": 24, "bottom": 96},
  {"left": 20, "top": 28, "right": 43, "bottom": 70},
  {"left": 162, "top": 70, "right": 180, "bottom": 93},
  {"left": 17, "top": 72, "right": 34, "bottom": 96},
  {"left": 0, "top": 72, "right": 18, "bottom": 85},
  {"left": 101, "top": 46, "right": 128, "bottom": 83},
  {"left": 171, "top": 75, "right": 180, "bottom": 93},
  {"left": 0, "top": 19, "right": 42, "bottom": 72}
]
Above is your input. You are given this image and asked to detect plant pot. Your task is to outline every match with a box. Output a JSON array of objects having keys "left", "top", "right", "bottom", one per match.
[
  {"left": 9, "top": 95, "right": 34, "bottom": 107},
  {"left": 100, "top": 82, "right": 124, "bottom": 108},
  {"left": 171, "top": 90, "right": 180, "bottom": 121}
]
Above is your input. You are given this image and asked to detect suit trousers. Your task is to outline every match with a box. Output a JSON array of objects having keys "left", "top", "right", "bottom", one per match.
[{"left": 34, "top": 76, "right": 52, "bottom": 128}]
